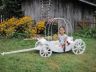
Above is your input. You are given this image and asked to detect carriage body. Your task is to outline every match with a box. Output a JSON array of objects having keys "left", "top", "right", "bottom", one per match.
[{"left": 34, "top": 36, "right": 86, "bottom": 57}]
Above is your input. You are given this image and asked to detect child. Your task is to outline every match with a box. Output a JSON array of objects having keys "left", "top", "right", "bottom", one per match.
[{"left": 58, "top": 26, "right": 68, "bottom": 52}]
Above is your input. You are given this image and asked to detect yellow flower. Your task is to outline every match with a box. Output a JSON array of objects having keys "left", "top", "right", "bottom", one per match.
[
  {"left": 6, "top": 17, "right": 18, "bottom": 27},
  {"left": 0, "top": 21, "right": 7, "bottom": 32},
  {"left": 16, "top": 16, "right": 32, "bottom": 26},
  {"left": 36, "top": 20, "right": 45, "bottom": 33}
]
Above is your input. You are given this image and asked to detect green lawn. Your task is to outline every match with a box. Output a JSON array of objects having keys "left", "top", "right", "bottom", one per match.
[{"left": 0, "top": 38, "right": 96, "bottom": 72}]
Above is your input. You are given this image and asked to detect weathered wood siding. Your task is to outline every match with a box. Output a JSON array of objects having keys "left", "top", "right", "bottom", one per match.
[{"left": 22, "top": 0, "right": 95, "bottom": 30}]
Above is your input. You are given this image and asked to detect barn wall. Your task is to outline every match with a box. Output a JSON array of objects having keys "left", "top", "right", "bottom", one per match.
[{"left": 22, "top": 0, "right": 95, "bottom": 30}]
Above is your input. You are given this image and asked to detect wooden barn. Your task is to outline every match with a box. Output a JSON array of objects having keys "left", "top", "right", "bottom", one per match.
[{"left": 22, "top": 0, "right": 96, "bottom": 30}]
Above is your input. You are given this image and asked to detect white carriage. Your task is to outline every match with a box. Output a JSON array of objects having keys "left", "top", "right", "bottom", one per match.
[{"left": 1, "top": 18, "right": 86, "bottom": 57}]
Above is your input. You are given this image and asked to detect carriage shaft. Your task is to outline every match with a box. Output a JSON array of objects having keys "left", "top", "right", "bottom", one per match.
[{"left": 1, "top": 47, "right": 37, "bottom": 55}]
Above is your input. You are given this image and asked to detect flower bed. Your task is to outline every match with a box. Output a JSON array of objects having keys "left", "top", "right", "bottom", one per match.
[{"left": 0, "top": 16, "right": 46, "bottom": 38}]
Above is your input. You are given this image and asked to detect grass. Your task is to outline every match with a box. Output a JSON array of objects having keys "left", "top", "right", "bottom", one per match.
[{"left": 0, "top": 37, "right": 96, "bottom": 72}]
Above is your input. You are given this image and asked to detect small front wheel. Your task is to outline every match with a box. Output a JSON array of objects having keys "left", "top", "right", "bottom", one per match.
[{"left": 39, "top": 44, "right": 52, "bottom": 57}]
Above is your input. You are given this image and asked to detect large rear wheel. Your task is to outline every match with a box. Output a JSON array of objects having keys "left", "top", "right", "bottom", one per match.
[{"left": 72, "top": 39, "right": 86, "bottom": 55}]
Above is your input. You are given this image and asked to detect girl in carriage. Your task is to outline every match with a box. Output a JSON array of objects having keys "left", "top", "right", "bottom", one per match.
[{"left": 58, "top": 26, "right": 70, "bottom": 52}]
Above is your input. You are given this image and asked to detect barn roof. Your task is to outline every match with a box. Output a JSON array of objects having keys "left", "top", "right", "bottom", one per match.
[
  {"left": 79, "top": 0, "right": 96, "bottom": 7},
  {"left": 0, "top": 0, "right": 96, "bottom": 10}
]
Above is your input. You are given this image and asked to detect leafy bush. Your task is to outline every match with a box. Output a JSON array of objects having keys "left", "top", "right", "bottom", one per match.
[
  {"left": 0, "top": 16, "right": 46, "bottom": 38},
  {"left": 36, "top": 20, "right": 45, "bottom": 34},
  {"left": 15, "top": 16, "right": 33, "bottom": 38},
  {"left": 0, "top": 16, "right": 33, "bottom": 38},
  {"left": 0, "top": 17, "right": 17, "bottom": 38},
  {"left": 74, "top": 28, "right": 96, "bottom": 39}
]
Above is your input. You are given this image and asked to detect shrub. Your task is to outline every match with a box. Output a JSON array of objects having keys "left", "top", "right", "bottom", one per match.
[
  {"left": 74, "top": 28, "right": 96, "bottom": 39},
  {"left": 0, "top": 16, "right": 33, "bottom": 38},
  {"left": 36, "top": 20, "right": 45, "bottom": 34},
  {"left": 14, "top": 16, "right": 33, "bottom": 38},
  {"left": 0, "top": 17, "right": 18, "bottom": 38},
  {"left": 0, "top": 17, "right": 48, "bottom": 38}
]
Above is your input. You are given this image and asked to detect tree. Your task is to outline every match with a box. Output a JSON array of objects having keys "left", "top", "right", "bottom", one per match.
[{"left": 0, "top": 0, "right": 23, "bottom": 19}]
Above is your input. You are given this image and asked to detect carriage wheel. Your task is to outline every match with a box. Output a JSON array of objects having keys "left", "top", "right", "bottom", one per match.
[
  {"left": 40, "top": 44, "right": 52, "bottom": 57},
  {"left": 72, "top": 39, "right": 86, "bottom": 55}
]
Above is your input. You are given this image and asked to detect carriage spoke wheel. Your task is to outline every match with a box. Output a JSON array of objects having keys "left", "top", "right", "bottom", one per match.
[
  {"left": 72, "top": 39, "right": 86, "bottom": 55},
  {"left": 40, "top": 44, "right": 52, "bottom": 57}
]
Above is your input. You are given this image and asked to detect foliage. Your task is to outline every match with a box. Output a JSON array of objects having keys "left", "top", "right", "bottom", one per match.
[
  {"left": 0, "top": 0, "right": 3, "bottom": 6},
  {"left": 36, "top": 20, "right": 45, "bottom": 34},
  {"left": 74, "top": 28, "right": 96, "bottom": 39},
  {"left": 0, "top": 16, "right": 46, "bottom": 38},
  {"left": 0, "top": 16, "right": 33, "bottom": 38},
  {"left": 0, "top": 0, "right": 23, "bottom": 18},
  {"left": 31, "top": 27, "right": 37, "bottom": 37},
  {"left": 0, "top": 17, "right": 17, "bottom": 38}
]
